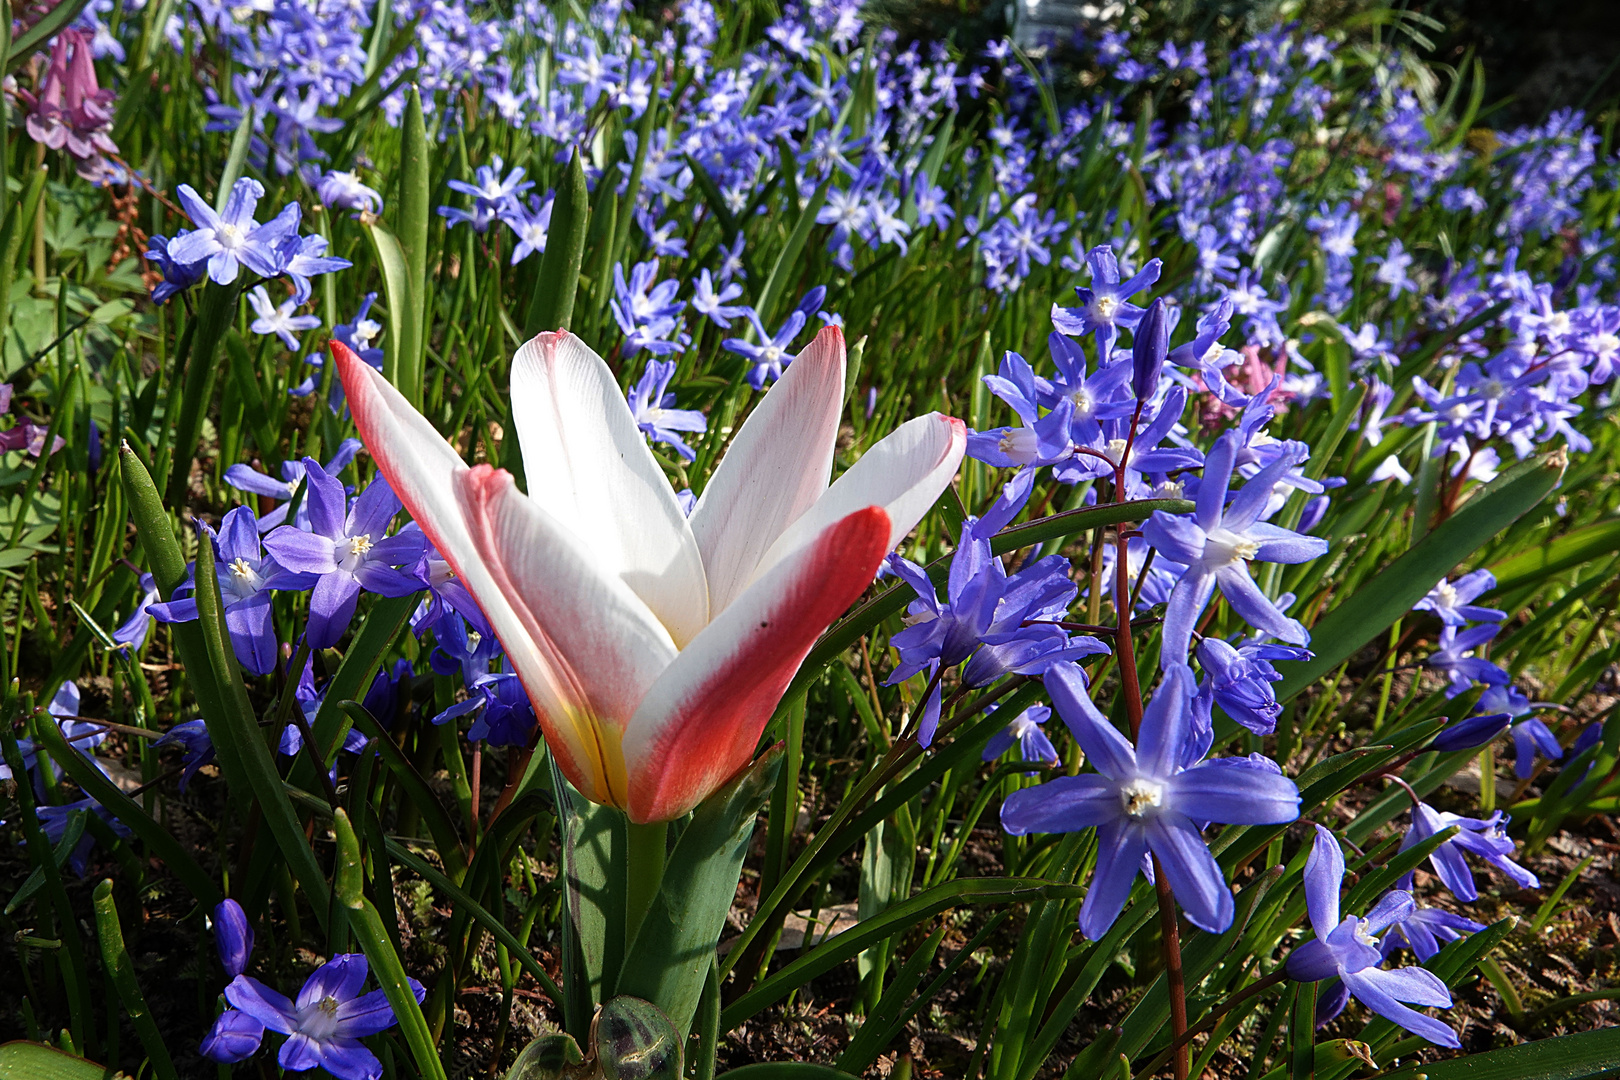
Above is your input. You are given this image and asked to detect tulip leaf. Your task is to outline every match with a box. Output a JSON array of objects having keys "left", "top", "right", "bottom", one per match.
[
  {"left": 0, "top": 1043, "right": 108, "bottom": 1080},
  {"left": 526, "top": 149, "right": 589, "bottom": 335},
  {"left": 1275, "top": 451, "right": 1565, "bottom": 702},
  {"left": 619, "top": 747, "right": 783, "bottom": 1037},
  {"left": 550, "top": 757, "right": 628, "bottom": 1035}
]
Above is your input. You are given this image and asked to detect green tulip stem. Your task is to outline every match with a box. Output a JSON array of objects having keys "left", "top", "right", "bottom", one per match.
[{"left": 624, "top": 818, "right": 669, "bottom": 953}]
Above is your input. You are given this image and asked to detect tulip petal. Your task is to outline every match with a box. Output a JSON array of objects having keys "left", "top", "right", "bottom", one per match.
[
  {"left": 752, "top": 410, "right": 966, "bottom": 585},
  {"left": 624, "top": 506, "right": 891, "bottom": 823},
  {"left": 689, "top": 325, "right": 846, "bottom": 616},
  {"left": 336, "top": 342, "right": 612, "bottom": 802},
  {"left": 459, "top": 465, "right": 678, "bottom": 808},
  {"left": 510, "top": 332, "right": 708, "bottom": 646}
]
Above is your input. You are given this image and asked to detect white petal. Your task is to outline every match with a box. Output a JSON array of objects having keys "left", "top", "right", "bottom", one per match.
[
  {"left": 751, "top": 411, "right": 965, "bottom": 585},
  {"left": 459, "top": 465, "right": 678, "bottom": 807},
  {"left": 689, "top": 326, "right": 845, "bottom": 616},
  {"left": 510, "top": 332, "right": 708, "bottom": 646}
]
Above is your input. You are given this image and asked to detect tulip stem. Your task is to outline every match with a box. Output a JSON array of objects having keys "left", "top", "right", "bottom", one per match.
[{"left": 623, "top": 818, "right": 668, "bottom": 951}]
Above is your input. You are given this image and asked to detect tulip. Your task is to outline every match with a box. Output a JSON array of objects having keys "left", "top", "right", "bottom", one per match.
[{"left": 334, "top": 326, "right": 964, "bottom": 822}]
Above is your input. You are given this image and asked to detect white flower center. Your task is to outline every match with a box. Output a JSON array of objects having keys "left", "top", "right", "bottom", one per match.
[
  {"left": 1105, "top": 437, "right": 1130, "bottom": 465},
  {"left": 1205, "top": 526, "right": 1260, "bottom": 567},
  {"left": 1154, "top": 479, "right": 1184, "bottom": 499},
  {"left": 348, "top": 534, "right": 372, "bottom": 557},
  {"left": 297, "top": 995, "right": 343, "bottom": 1040},
  {"left": 1119, "top": 777, "right": 1165, "bottom": 819},
  {"left": 1353, "top": 921, "right": 1380, "bottom": 948},
  {"left": 1071, "top": 387, "right": 1095, "bottom": 415},
  {"left": 998, "top": 427, "right": 1038, "bottom": 462},
  {"left": 1446, "top": 404, "right": 1470, "bottom": 421},
  {"left": 1435, "top": 582, "right": 1458, "bottom": 608},
  {"left": 1092, "top": 295, "right": 1118, "bottom": 321},
  {"left": 217, "top": 222, "right": 244, "bottom": 249}
]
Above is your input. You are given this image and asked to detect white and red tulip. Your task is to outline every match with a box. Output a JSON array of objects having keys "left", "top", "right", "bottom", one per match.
[{"left": 334, "top": 327, "right": 964, "bottom": 822}]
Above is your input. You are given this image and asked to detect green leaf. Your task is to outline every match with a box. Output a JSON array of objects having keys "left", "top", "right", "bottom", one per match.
[
  {"left": 1375, "top": 1026, "right": 1620, "bottom": 1080},
  {"left": 91, "top": 881, "right": 179, "bottom": 1080},
  {"left": 366, "top": 219, "right": 416, "bottom": 405},
  {"left": 347, "top": 894, "right": 447, "bottom": 1080},
  {"left": 720, "top": 878, "right": 1083, "bottom": 1030},
  {"left": 754, "top": 173, "right": 832, "bottom": 328},
  {"left": 619, "top": 748, "right": 782, "bottom": 1036},
  {"left": 192, "top": 536, "right": 331, "bottom": 926},
  {"left": 526, "top": 149, "right": 590, "bottom": 335},
  {"left": 398, "top": 86, "right": 431, "bottom": 405},
  {"left": 1487, "top": 516, "right": 1620, "bottom": 594},
  {"left": 162, "top": 280, "right": 240, "bottom": 506},
  {"left": 0, "top": 1043, "right": 107, "bottom": 1080},
  {"left": 1276, "top": 452, "right": 1564, "bottom": 701}
]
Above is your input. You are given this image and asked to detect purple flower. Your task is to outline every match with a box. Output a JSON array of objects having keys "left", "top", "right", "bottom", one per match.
[
  {"left": 316, "top": 169, "right": 383, "bottom": 214},
  {"left": 1398, "top": 800, "right": 1539, "bottom": 901},
  {"left": 261, "top": 461, "right": 426, "bottom": 649},
  {"left": 275, "top": 227, "right": 351, "bottom": 305},
  {"left": 201, "top": 1008, "right": 267, "bottom": 1064},
  {"left": 1285, "top": 825, "right": 1459, "bottom": 1048},
  {"left": 440, "top": 156, "right": 532, "bottom": 233},
  {"left": 1143, "top": 432, "right": 1328, "bottom": 666},
  {"left": 465, "top": 668, "right": 538, "bottom": 746},
  {"left": 222, "top": 954, "right": 425, "bottom": 1080},
  {"left": 724, "top": 301, "right": 814, "bottom": 389},
  {"left": 153, "top": 719, "right": 217, "bottom": 792},
  {"left": 429, "top": 612, "right": 501, "bottom": 689},
  {"left": 692, "top": 269, "right": 748, "bottom": 328},
  {"left": 166, "top": 179, "right": 292, "bottom": 286},
  {"left": 0, "top": 682, "right": 104, "bottom": 795},
  {"left": 1425, "top": 624, "right": 1510, "bottom": 699},
  {"left": 30, "top": 797, "right": 131, "bottom": 877},
  {"left": 148, "top": 506, "right": 314, "bottom": 675},
  {"left": 248, "top": 285, "right": 322, "bottom": 349},
  {"left": 112, "top": 573, "right": 161, "bottom": 652},
  {"left": 1195, "top": 637, "right": 1302, "bottom": 735},
  {"left": 1051, "top": 245, "right": 1163, "bottom": 357},
  {"left": 1001, "top": 663, "right": 1300, "bottom": 938},
  {"left": 144, "top": 233, "right": 208, "bottom": 304},
  {"left": 214, "top": 898, "right": 254, "bottom": 979},
  {"left": 1382, "top": 904, "right": 1485, "bottom": 963},
  {"left": 619, "top": 355, "right": 707, "bottom": 460},
  {"left": 982, "top": 704, "right": 1059, "bottom": 773},
  {"left": 886, "top": 475, "right": 1104, "bottom": 747},
  {"left": 501, "top": 194, "right": 554, "bottom": 263},
  {"left": 611, "top": 259, "right": 687, "bottom": 358},
  {"left": 224, "top": 438, "right": 363, "bottom": 531},
  {"left": 965, "top": 351, "right": 1075, "bottom": 470},
  {"left": 1131, "top": 296, "right": 1169, "bottom": 401},
  {"left": 1413, "top": 570, "right": 1503, "bottom": 626},
  {"left": 1431, "top": 712, "right": 1513, "bottom": 753},
  {"left": 1510, "top": 716, "right": 1564, "bottom": 779}
]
